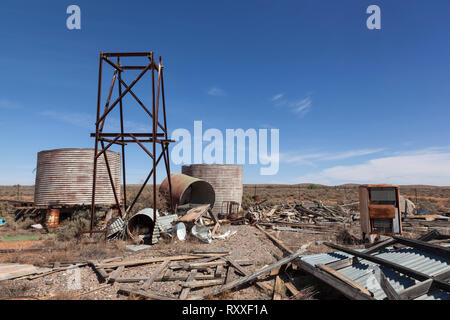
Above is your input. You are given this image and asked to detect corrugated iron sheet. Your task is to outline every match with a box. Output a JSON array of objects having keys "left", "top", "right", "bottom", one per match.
[{"left": 301, "top": 246, "right": 450, "bottom": 300}]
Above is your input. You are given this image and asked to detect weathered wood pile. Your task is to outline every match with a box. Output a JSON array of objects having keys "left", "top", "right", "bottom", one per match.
[
  {"left": 243, "top": 201, "right": 357, "bottom": 234},
  {"left": 0, "top": 247, "right": 309, "bottom": 300}
]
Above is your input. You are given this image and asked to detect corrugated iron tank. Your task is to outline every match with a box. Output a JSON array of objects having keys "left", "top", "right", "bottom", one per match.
[
  {"left": 34, "top": 148, "right": 121, "bottom": 206},
  {"left": 182, "top": 164, "right": 243, "bottom": 214}
]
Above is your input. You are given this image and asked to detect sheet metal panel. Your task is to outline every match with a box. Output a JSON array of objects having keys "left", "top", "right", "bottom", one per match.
[{"left": 301, "top": 246, "right": 450, "bottom": 300}]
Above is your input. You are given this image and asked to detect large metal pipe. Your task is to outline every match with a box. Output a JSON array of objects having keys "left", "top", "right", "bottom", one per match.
[{"left": 159, "top": 173, "right": 215, "bottom": 209}]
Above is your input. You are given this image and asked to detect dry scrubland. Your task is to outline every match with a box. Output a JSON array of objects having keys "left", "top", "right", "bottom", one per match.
[
  {"left": 2, "top": 184, "right": 450, "bottom": 215},
  {"left": 0, "top": 183, "right": 449, "bottom": 300}
]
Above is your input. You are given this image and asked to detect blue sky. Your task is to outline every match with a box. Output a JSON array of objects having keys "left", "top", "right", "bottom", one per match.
[{"left": 1, "top": 0, "right": 450, "bottom": 185}]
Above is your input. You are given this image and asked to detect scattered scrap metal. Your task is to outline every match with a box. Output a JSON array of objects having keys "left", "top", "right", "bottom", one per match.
[{"left": 296, "top": 230, "right": 450, "bottom": 300}]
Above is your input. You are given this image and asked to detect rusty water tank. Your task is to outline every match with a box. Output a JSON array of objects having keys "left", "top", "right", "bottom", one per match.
[
  {"left": 34, "top": 148, "right": 121, "bottom": 206},
  {"left": 160, "top": 174, "right": 215, "bottom": 209},
  {"left": 182, "top": 164, "right": 243, "bottom": 214}
]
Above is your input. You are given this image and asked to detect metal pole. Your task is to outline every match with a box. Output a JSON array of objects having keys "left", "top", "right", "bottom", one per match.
[
  {"left": 151, "top": 52, "right": 157, "bottom": 229},
  {"left": 118, "top": 57, "right": 127, "bottom": 215},
  {"left": 91, "top": 52, "right": 103, "bottom": 233},
  {"left": 160, "top": 64, "right": 174, "bottom": 212}
]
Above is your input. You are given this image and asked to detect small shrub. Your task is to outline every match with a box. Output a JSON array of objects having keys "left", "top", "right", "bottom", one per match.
[{"left": 56, "top": 210, "right": 101, "bottom": 241}]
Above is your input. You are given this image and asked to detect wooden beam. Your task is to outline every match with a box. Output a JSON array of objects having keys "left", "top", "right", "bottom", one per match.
[
  {"left": 378, "top": 269, "right": 401, "bottom": 300},
  {"left": 190, "top": 247, "right": 308, "bottom": 300},
  {"left": 392, "top": 236, "right": 450, "bottom": 259},
  {"left": 397, "top": 279, "right": 434, "bottom": 300},
  {"left": 88, "top": 260, "right": 109, "bottom": 282},
  {"left": 225, "top": 266, "right": 234, "bottom": 284},
  {"left": 316, "top": 264, "right": 373, "bottom": 297},
  {"left": 179, "top": 269, "right": 197, "bottom": 300},
  {"left": 272, "top": 276, "right": 286, "bottom": 300},
  {"left": 142, "top": 260, "right": 170, "bottom": 290},
  {"left": 255, "top": 224, "right": 293, "bottom": 254},
  {"left": 181, "top": 279, "right": 224, "bottom": 288},
  {"left": 324, "top": 257, "right": 357, "bottom": 270},
  {"left": 295, "top": 259, "right": 374, "bottom": 300},
  {"left": 284, "top": 281, "right": 300, "bottom": 297},
  {"left": 118, "top": 285, "right": 177, "bottom": 300},
  {"left": 364, "top": 238, "right": 397, "bottom": 254},
  {"left": 108, "top": 266, "right": 124, "bottom": 283},
  {"left": 222, "top": 257, "right": 272, "bottom": 292},
  {"left": 324, "top": 242, "right": 450, "bottom": 293},
  {"left": 98, "top": 254, "right": 223, "bottom": 269}
]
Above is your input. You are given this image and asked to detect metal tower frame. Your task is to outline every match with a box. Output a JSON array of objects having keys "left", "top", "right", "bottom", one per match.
[{"left": 90, "top": 51, "right": 174, "bottom": 234}]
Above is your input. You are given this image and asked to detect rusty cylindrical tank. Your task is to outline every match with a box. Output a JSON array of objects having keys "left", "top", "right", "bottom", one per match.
[
  {"left": 34, "top": 148, "right": 121, "bottom": 206},
  {"left": 46, "top": 209, "right": 60, "bottom": 228},
  {"left": 159, "top": 174, "right": 215, "bottom": 210},
  {"left": 181, "top": 164, "right": 243, "bottom": 214}
]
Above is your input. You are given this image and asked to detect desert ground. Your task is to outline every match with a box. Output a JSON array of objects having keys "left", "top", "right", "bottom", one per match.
[{"left": 0, "top": 184, "right": 449, "bottom": 300}]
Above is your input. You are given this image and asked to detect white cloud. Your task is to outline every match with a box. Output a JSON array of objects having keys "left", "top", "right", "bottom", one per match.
[
  {"left": 270, "top": 93, "right": 313, "bottom": 117},
  {"left": 271, "top": 93, "right": 284, "bottom": 101},
  {"left": 296, "top": 148, "right": 450, "bottom": 186},
  {"left": 291, "top": 96, "right": 312, "bottom": 116},
  {"left": 282, "top": 148, "right": 384, "bottom": 165},
  {"left": 207, "top": 87, "right": 226, "bottom": 96}
]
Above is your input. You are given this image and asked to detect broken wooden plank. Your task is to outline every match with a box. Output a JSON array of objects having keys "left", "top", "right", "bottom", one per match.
[
  {"left": 215, "top": 265, "right": 224, "bottom": 278},
  {"left": 211, "top": 222, "right": 220, "bottom": 237},
  {"left": 0, "top": 263, "right": 52, "bottom": 281},
  {"left": 284, "top": 281, "right": 300, "bottom": 297},
  {"left": 273, "top": 276, "right": 285, "bottom": 300},
  {"left": 87, "top": 260, "right": 109, "bottom": 281},
  {"left": 181, "top": 279, "right": 224, "bottom": 288},
  {"left": 187, "top": 259, "right": 253, "bottom": 269},
  {"left": 178, "top": 204, "right": 210, "bottom": 223},
  {"left": 378, "top": 269, "right": 401, "bottom": 300},
  {"left": 190, "top": 247, "right": 308, "bottom": 300},
  {"left": 108, "top": 266, "right": 124, "bottom": 284},
  {"left": 295, "top": 259, "right": 374, "bottom": 300},
  {"left": 142, "top": 260, "right": 170, "bottom": 290},
  {"left": 116, "top": 274, "right": 217, "bottom": 283},
  {"left": 225, "top": 266, "right": 234, "bottom": 284},
  {"left": 397, "top": 279, "right": 434, "bottom": 300},
  {"left": 266, "top": 205, "right": 278, "bottom": 217},
  {"left": 255, "top": 224, "right": 293, "bottom": 254},
  {"left": 179, "top": 269, "right": 197, "bottom": 300},
  {"left": 316, "top": 263, "right": 373, "bottom": 297},
  {"left": 118, "top": 285, "right": 178, "bottom": 300},
  {"left": 98, "top": 254, "right": 222, "bottom": 269},
  {"left": 27, "top": 263, "right": 87, "bottom": 280}
]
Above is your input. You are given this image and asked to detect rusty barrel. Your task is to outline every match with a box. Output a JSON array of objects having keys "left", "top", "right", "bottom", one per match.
[{"left": 46, "top": 209, "right": 60, "bottom": 228}]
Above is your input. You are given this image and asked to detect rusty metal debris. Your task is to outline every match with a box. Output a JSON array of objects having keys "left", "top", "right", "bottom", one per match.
[{"left": 297, "top": 230, "right": 450, "bottom": 300}]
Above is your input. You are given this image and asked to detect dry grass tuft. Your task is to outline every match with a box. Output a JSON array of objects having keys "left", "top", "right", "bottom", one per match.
[{"left": 0, "top": 282, "right": 32, "bottom": 300}]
